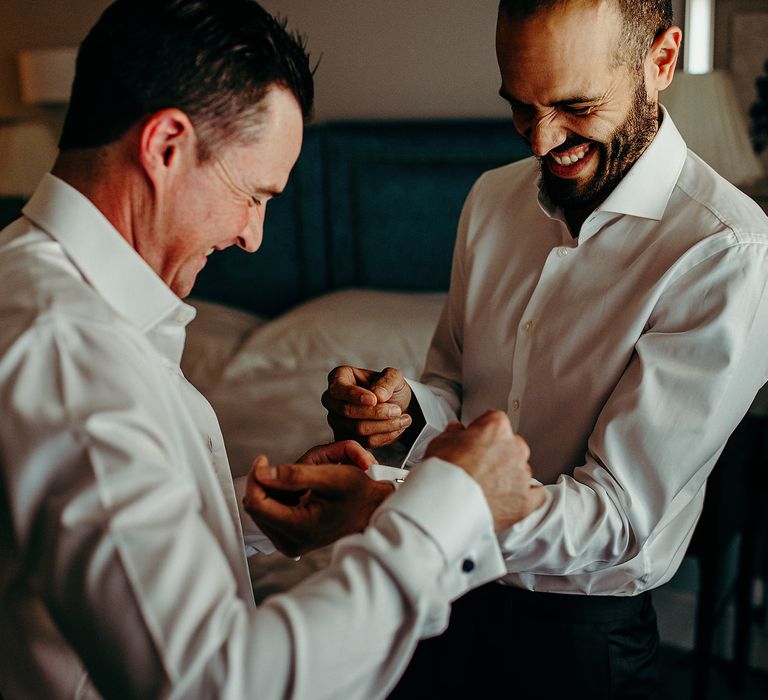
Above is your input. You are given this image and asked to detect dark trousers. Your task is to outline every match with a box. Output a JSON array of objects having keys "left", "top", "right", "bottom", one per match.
[{"left": 389, "top": 583, "right": 660, "bottom": 700}]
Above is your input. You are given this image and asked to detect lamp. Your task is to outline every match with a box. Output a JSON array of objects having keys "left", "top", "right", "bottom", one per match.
[
  {"left": 17, "top": 47, "right": 77, "bottom": 106},
  {"left": 660, "top": 0, "right": 764, "bottom": 186},
  {"left": 661, "top": 71, "right": 764, "bottom": 186},
  {"left": 0, "top": 121, "right": 59, "bottom": 197}
]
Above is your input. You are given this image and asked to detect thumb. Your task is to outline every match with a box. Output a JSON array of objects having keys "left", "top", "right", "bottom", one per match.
[{"left": 254, "top": 462, "right": 357, "bottom": 493}]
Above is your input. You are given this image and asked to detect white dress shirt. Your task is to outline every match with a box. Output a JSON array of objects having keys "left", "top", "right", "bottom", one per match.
[
  {"left": 407, "top": 110, "right": 768, "bottom": 595},
  {"left": 0, "top": 174, "right": 504, "bottom": 699}
]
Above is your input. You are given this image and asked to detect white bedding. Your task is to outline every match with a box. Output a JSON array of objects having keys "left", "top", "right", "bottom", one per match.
[
  {"left": 184, "top": 289, "right": 446, "bottom": 476},
  {"left": 182, "top": 289, "right": 446, "bottom": 599}
]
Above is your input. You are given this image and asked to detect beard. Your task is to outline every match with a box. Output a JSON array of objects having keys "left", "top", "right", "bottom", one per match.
[{"left": 539, "top": 77, "right": 659, "bottom": 211}]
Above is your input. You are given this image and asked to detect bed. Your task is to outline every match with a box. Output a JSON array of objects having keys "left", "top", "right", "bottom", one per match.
[{"left": 181, "top": 119, "right": 532, "bottom": 597}]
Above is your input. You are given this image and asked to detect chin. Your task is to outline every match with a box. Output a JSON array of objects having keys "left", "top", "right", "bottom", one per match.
[{"left": 169, "top": 276, "right": 195, "bottom": 299}]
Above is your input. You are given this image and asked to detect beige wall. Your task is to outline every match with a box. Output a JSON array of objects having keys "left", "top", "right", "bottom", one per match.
[
  {"left": 0, "top": 0, "right": 109, "bottom": 119},
  {"left": 258, "top": 0, "right": 507, "bottom": 121},
  {"left": 0, "top": 0, "right": 508, "bottom": 122},
  {"left": 0, "top": 0, "right": 765, "bottom": 124}
]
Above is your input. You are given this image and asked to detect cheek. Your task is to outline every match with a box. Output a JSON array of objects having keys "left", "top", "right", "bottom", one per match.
[{"left": 566, "top": 115, "right": 619, "bottom": 144}]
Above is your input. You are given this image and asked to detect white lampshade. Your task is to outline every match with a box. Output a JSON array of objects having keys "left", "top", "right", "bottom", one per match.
[
  {"left": 661, "top": 70, "right": 765, "bottom": 187},
  {"left": 0, "top": 121, "right": 59, "bottom": 196},
  {"left": 18, "top": 47, "right": 77, "bottom": 106}
]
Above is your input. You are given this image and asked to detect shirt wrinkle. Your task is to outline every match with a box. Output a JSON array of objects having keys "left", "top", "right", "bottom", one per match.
[{"left": 409, "top": 109, "right": 768, "bottom": 595}]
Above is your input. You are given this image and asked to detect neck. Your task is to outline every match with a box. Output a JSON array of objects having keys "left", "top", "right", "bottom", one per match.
[{"left": 51, "top": 145, "right": 145, "bottom": 250}]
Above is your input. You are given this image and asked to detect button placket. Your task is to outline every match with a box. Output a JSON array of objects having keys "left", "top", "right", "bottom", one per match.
[{"left": 507, "top": 243, "right": 572, "bottom": 427}]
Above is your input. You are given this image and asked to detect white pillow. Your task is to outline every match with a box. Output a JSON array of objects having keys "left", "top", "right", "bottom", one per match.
[
  {"left": 223, "top": 289, "right": 446, "bottom": 381},
  {"left": 182, "top": 298, "right": 267, "bottom": 389}
]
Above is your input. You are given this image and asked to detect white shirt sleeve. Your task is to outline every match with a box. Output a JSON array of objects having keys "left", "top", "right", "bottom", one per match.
[
  {"left": 410, "top": 234, "right": 768, "bottom": 592},
  {"left": 1, "top": 316, "right": 504, "bottom": 700},
  {"left": 494, "top": 241, "right": 768, "bottom": 583}
]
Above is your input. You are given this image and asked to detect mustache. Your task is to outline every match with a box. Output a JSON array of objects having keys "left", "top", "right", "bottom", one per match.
[{"left": 549, "top": 136, "right": 593, "bottom": 154}]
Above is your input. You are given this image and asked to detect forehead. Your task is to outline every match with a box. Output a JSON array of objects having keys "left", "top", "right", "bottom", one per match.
[
  {"left": 496, "top": 1, "right": 625, "bottom": 104},
  {"left": 228, "top": 86, "right": 304, "bottom": 189}
]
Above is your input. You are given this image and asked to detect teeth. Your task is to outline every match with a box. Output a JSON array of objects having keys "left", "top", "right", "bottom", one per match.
[
  {"left": 205, "top": 248, "right": 214, "bottom": 256},
  {"left": 552, "top": 147, "right": 588, "bottom": 166}
]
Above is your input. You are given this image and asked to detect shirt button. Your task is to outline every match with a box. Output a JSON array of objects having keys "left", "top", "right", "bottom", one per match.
[
  {"left": 523, "top": 320, "right": 534, "bottom": 333},
  {"left": 557, "top": 247, "right": 569, "bottom": 258},
  {"left": 511, "top": 399, "right": 520, "bottom": 411},
  {"left": 462, "top": 558, "right": 475, "bottom": 573}
]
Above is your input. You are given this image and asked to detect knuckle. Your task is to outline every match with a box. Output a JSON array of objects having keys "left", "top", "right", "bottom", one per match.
[
  {"left": 276, "top": 464, "right": 296, "bottom": 484},
  {"left": 339, "top": 403, "right": 355, "bottom": 418},
  {"left": 514, "top": 436, "right": 530, "bottom": 461},
  {"left": 352, "top": 422, "right": 368, "bottom": 436}
]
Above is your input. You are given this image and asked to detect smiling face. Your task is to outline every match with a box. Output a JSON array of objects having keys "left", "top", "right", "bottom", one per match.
[
  {"left": 152, "top": 86, "right": 303, "bottom": 297},
  {"left": 496, "top": 1, "right": 659, "bottom": 214}
]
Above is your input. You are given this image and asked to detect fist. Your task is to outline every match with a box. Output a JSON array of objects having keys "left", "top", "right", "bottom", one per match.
[
  {"left": 322, "top": 365, "right": 416, "bottom": 447},
  {"left": 425, "top": 410, "right": 546, "bottom": 530}
]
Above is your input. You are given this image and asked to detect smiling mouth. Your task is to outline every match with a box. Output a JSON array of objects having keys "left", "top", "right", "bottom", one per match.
[
  {"left": 549, "top": 142, "right": 592, "bottom": 166},
  {"left": 205, "top": 248, "right": 215, "bottom": 256}
]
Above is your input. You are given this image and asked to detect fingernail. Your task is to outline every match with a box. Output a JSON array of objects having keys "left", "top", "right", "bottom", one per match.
[
  {"left": 399, "top": 415, "right": 412, "bottom": 428},
  {"left": 388, "top": 405, "right": 402, "bottom": 418},
  {"left": 256, "top": 462, "right": 277, "bottom": 480}
]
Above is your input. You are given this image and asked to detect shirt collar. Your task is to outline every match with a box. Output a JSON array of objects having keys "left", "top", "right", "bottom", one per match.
[
  {"left": 22, "top": 174, "right": 195, "bottom": 334},
  {"left": 537, "top": 106, "right": 688, "bottom": 234},
  {"left": 596, "top": 105, "right": 687, "bottom": 221}
]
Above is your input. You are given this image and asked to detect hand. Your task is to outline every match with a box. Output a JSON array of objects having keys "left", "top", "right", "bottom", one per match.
[
  {"left": 322, "top": 366, "right": 417, "bottom": 447},
  {"left": 242, "top": 456, "right": 394, "bottom": 557},
  {"left": 296, "top": 440, "right": 376, "bottom": 470},
  {"left": 425, "top": 410, "right": 547, "bottom": 531}
]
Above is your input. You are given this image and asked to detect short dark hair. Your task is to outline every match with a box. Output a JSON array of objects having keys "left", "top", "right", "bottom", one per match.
[
  {"left": 498, "top": 0, "right": 673, "bottom": 70},
  {"left": 59, "top": 0, "right": 314, "bottom": 159}
]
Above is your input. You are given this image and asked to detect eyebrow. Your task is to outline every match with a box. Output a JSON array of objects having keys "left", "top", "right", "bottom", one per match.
[{"left": 498, "top": 87, "right": 601, "bottom": 108}]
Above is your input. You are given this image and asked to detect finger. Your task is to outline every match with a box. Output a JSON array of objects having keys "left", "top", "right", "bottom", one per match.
[
  {"left": 369, "top": 367, "right": 405, "bottom": 404},
  {"left": 322, "top": 394, "right": 403, "bottom": 420},
  {"left": 328, "top": 414, "right": 412, "bottom": 439},
  {"left": 513, "top": 436, "right": 531, "bottom": 464},
  {"left": 243, "top": 486, "right": 308, "bottom": 529},
  {"left": 366, "top": 427, "right": 410, "bottom": 448},
  {"left": 338, "top": 440, "right": 377, "bottom": 470},
  {"left": 326, "top": 366, "right": 378, "bottom": 406},
  {"left": 246, "top": 455, "right": 271, "bottom": 487},
  {"left": 468, "top": 409, "right": 510, "bottom": 429},
  {"left": 305, "top": 440, "right": 376, "bottom": 469},
  {"left": 528, "top": 484, "right": 548, "bottom": 510},
  {"left": 254, "top": 461, "right": 363, "bottom": 494}
]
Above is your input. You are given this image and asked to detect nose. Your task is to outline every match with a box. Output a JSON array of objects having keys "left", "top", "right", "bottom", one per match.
[
  {"left": 236, "top": 204, "right": 266, "bottom": 253},
  {"left": 527, "top": 113, "right": 568, "bottom": 158}
]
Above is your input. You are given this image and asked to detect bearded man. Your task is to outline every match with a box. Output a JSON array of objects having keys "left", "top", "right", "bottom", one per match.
[{"left": 321, "top": 1, "right": 768, "bottom": 697}]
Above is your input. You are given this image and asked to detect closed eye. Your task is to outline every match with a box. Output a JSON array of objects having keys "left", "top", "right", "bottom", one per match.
[{"left": 562, "top": 104, "right": 596, "bottom": 117}]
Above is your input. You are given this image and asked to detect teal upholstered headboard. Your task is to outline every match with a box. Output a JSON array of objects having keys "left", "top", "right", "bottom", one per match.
[
  {"left": 193, "top": 119, "right": 532, "bottom": 315},
  {"left": 0, "top": 119, "right": 532, "bottom": 316}
]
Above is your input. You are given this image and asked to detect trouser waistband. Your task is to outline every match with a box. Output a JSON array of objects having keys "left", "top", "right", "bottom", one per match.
[{"left": 493, "top": 584, "right": 653, "bottom": 623}]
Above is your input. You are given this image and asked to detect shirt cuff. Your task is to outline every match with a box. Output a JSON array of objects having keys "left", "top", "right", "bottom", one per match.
[
  {"left": 366, "top": 463, "right": 409, "bottom": 488},
  {"left": 377, "top": 457, "right": 506, "bottom": 599},
  {"left": 399, "top": 379, "right": 449, "bottom": 466}
]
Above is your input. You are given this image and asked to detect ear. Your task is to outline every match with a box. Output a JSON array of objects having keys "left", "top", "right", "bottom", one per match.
[
  {"left": 645, "top": 25, "right": 682, "bottom": 93},
  {"left": 138, "top": 109, "right": 197, "bottom": 188}
]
